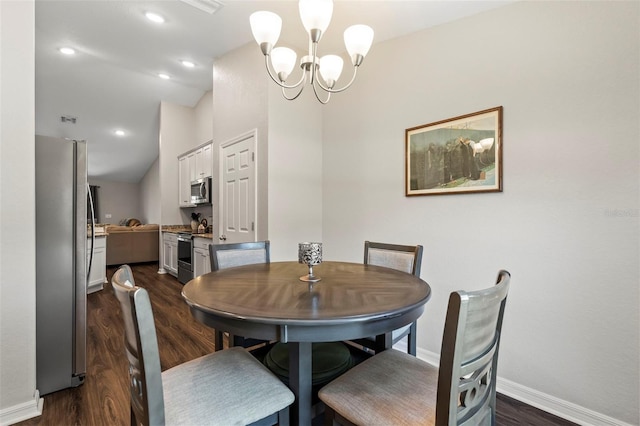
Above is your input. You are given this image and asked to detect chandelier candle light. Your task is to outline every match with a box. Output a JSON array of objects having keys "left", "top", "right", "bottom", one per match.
[{"left": 249, "top": 0, "right": 374, "bottom": 104}]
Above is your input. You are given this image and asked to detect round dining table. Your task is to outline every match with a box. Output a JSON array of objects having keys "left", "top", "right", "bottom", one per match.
[{"left": 182, "top": 261, "right": 431, "bottom": 426}]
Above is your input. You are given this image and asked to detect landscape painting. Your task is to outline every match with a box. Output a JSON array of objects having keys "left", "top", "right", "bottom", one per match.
[{"left": 405, "top": 106, "right": 503, "bottom": 196}]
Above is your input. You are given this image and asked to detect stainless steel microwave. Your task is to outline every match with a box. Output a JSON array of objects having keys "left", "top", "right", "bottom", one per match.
[{"left": 191, "top": 177, "right": 211, "bottom": 205}]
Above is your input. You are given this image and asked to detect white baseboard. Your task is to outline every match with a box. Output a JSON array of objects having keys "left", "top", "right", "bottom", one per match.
[
  {"left": 413, "top": 347, "right": 631, "bottom": 426},
  {"left": 0, "top": 390, "right": 43, "bottom": 426},
  {"left": 497, "top": 378, "right": 633, "bottom": 426}
]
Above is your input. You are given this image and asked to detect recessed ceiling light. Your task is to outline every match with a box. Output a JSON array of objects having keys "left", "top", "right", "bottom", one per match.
[
  {"left": 158, "top": 73, "right": 171, "bottom": 80},
  {"left": 59, "top": 47, "right": 76, "bottom": 55},
  {"left": 181, "top": 60, "right": 195, "bottom": 68},
  {"left": 115, "top": 130, "right": 125, "bottom": 137},
  {"left": 145, "top": 12, "right": 165, "bottom": 23}
]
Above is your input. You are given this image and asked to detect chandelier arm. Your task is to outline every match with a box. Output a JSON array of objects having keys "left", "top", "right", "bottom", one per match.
[
  {"left": 311, "top": 78, "right": 331, "bottom": 104},
  {"left": 282, "top": 84, "right": 306, "bottom": 101},
  {"left": 314, "top": 65, "right": 359, "bottom": 94},
  {"left": 264, "top": 55, "right": 307, "bottom": 90}
]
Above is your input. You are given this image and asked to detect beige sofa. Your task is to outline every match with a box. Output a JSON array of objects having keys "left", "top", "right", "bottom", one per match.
[{"left": 105, "top": 224, "right": 159, "bottom": 266}]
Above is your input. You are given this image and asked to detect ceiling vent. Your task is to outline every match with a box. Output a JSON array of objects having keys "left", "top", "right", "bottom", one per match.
[
  {"left": 61, "top": 115, "right": 77, "bottom": 124},
  {"left": 179, "top": 0, "right": 224, "bottom": 14}
]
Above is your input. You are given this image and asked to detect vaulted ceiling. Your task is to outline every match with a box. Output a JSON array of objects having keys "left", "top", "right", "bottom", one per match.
[{"left": 35, "top": 0, "right": 513, "bottom": 182}]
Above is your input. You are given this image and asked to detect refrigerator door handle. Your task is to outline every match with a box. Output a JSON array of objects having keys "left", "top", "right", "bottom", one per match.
[{"left": 87, "top": 185, "right": 95, "bottom": 280}]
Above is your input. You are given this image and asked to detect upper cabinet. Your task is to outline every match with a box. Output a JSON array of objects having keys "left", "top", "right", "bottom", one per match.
[
  {"left": 187, "top": 151, "right": 197, "bottom": 182},
  {"left": 178, "top": 141, "right": 212, "bottom": 208},
  {"left": 178, "top": 155, "right": 193, "bottom": 207},
  {"left": 195, "top": 144, "right": 212, "bottom": 180}
]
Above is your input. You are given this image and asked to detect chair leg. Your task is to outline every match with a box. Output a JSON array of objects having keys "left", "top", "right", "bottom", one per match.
[
  {"left": 215, "top": 330, "right": 224, "bottom": 351},
  {"left": 374, "top": 332, "right": 393, "bottom": 352},
  {"left": 323, "top": 406, "right": 336, "bottom": 426},
  {"left": 232, "top": 334, "right": 246, "bottom": 347},
  {"left": 407, "top": 321, "right": 417, "bottom": 356},
  {"left": 130, "top": 406, "right": 136, "bottom": 426},
  {"left": 278, "top": 406, "right": 290, "bottom": 426},
  {"left": 324, "top": 406, "right": 357, "bottom": 426}
]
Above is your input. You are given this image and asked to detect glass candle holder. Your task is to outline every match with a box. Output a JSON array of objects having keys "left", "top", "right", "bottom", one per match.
[{"left": 298, "top": 242, "right": 322, "bottom": 282}]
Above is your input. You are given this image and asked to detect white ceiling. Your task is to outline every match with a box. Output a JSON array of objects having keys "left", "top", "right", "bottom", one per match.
[{"left": 35, "top": 0, "right": 513, "bottom": 183}]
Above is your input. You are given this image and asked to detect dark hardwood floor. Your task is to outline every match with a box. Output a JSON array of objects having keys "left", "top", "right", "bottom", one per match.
[{"left": 17, "top": 263, "right": 576, "bottom": 426}]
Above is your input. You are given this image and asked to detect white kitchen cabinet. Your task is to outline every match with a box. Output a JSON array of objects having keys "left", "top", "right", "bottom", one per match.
[
  {"left": 178, "top": 155, "right": 194, "bottom": 207},
  {"left": 193, "top": 237, "right": 211, "bottom": 278},
  {"left": 195, "top": 143, "right": 212, "bottom": 179},
  {"left": 87, "top": 235, "right": 106, "bottom": 293},
  {"left": 179, "top": 142, "right": 213, "bottom": 208},
  {"left": 163, "top": 232, "right": 178, "bottom": 276},
  {"left": 187, "top": 151, "right": 197, "bottom": 182}
]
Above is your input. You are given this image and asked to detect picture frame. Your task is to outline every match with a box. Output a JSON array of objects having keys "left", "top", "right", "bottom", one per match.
[{"left": 405, "top": 106, "right": 503, "bottom": 196}]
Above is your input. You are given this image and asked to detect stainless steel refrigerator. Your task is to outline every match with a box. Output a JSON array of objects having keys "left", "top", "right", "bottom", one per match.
[{"left": 35, "top": 135, "right": 94, "bottom": 395}]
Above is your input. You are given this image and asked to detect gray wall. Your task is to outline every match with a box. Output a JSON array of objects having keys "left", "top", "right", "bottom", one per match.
[
  {"left": 140, "top": 157, "right": 161, "bottom": 225},
  {"left": 212, "top": 43, "right": 270, "bottom": 241},
  {"left": 159, "top": 101, "right": 195, "bottom": 226},
  {"left": 211, "top": 43, "right": 324, "bottom": 258},
  {"left": 0, "top": 0, "right": 40, "bottom": 421},
  {"left": 88, "top": 179, "right": 142, "bottom": 224},
  {"left": 321, "top": 1, "right": 639, "bottom": 424}
]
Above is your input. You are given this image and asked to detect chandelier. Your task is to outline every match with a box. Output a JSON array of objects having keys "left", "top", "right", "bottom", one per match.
[{"left": 249, "top": 0, "right": 374, "bottom": 104}]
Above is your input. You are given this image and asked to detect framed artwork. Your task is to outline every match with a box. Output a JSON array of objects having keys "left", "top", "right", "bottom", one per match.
[{"left": 405, "top": 106, "right": 503, "bottom": 196}]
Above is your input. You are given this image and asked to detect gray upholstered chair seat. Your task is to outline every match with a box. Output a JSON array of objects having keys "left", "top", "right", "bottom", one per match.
[
  {"left": 163, "top": 347, "right": 294, "bottom": 426},
  {"left": 318, "top": 349, "right": 438, "bottom": 425}
]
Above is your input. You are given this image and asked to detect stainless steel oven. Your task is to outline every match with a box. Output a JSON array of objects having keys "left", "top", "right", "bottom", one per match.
[{"left": 177, "top": 232, "right": 193, "bottom": 284}]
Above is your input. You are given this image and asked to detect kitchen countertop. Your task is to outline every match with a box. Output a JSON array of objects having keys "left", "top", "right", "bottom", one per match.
[
  {"left": 192, "top": 233, "right": 214, "bottom": 239},
  {"left": 161, "top": 225, "right": 192, "bottom": 233},
  {"left": 161, "top": 225, "right": 213, "bottom": 239},
  {"left": 88, "top": 231, "right": 108, "bottom": 237}
]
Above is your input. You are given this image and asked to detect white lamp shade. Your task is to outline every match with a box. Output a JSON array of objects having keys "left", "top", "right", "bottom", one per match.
[
  {"left": 319, "top": 55, "right": 344, "bottom": 83},
  {"left": 344, "top": 24, "right": 374, "bottom": 58},
  {"left": 271, "top": 47, "right": 297, "bottom": 78},
  {"left": 299, "top": 0, "right": 333, "bottom": 34},
  {"left": 250, "top": 11, "right": 282, "bottom": 46}
]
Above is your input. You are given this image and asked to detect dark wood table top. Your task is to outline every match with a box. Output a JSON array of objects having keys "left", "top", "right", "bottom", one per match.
[{"left": 182, "top": 261, "right": 431, "bottom": 326}]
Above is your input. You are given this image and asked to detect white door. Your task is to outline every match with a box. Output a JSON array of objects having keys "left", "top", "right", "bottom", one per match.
[{"left": 219, "top": 131, "right": 256, "bottom": 244}]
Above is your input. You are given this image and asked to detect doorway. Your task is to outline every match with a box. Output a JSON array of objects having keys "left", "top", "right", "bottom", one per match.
[{"left": 218, "top": 130, "right": 257, "bottom": 244}]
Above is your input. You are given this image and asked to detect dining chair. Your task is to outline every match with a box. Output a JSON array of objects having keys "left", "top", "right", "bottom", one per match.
[
  {"left": 318, "top": 270, "right": 511, "bottom": 426},
  {"left": 111, "top": 264, "right": 294, "bottom": 426},
  {"left": 349, "top": 240, "right": 424, "bottom": 356},
  {"left": 209, "top": 240, "right": 271, "bottom": 271},
  {"left": 209, "top": 240, "right": 271, "bottom": 351}
]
